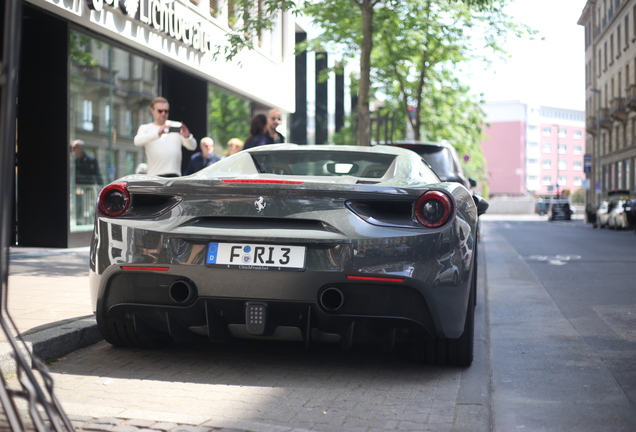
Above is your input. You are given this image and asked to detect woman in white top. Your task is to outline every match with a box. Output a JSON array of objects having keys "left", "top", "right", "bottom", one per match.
[{"left": 134, "top": 97, "right": 197, "bottom": 177}]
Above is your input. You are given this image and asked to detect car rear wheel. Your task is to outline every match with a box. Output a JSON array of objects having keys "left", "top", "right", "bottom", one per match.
[
  {"left": 411, "top": 270, "right": 475, "bottom": 367},
  {"left": 96, "top": 309, "right": 171, "bottom": 348}
]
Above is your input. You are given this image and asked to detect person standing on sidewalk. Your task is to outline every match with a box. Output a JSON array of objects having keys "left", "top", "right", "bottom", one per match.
[
  {"left": 244, "top": 114, "right": 269, "bottom": 150},
  {"left": 265, "top": 108, "right": 285, "bottom": 144},
  {"left": 71, "top": 140, "right": 103, "bottom": 186},
  {"left": 134, "top": 97, "right": 197, "bottom": 177},
  {"left": 183, "top": 137, "right": 221, "bottom": 175},
  {"left": 225, "top": 138, "right": 244, "bottom": 156}
]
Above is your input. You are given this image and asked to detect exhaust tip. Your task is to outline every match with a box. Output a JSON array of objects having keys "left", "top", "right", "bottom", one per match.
[
  {"left": 169, "top": 280, "right": 196, "bottom": 304},
  {"left": 320, "top": 287, "right": 345, "bottom": 311}
]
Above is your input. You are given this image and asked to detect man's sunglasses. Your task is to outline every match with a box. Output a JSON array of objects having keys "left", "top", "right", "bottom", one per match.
[
  {"left": 270, "top": 117, "right": 281, "bottom": 121},
  {"left": 157, "top": 109, "right": 169, "bottom": 114}
]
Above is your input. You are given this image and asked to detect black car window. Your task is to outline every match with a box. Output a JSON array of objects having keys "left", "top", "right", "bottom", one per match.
[
  {"left": 393, "top": 145, "right": 453, "bottom": 178},
  {"left": 251, "top": 151, "right": 397, "bottom": 179}
]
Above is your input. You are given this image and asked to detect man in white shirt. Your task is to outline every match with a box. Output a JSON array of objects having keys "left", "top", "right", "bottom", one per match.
[{"left": 134, "top": 97, "right": 197, "bottom": 177}]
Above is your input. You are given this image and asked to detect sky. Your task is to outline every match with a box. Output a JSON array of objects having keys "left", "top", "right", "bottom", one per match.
[{"left": 466, "top": 0, "right": 588, "bottom": 111}]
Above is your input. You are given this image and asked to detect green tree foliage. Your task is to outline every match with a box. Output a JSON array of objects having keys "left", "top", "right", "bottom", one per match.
[
  {"left": 300, "top": 0, "right": 531, "bottom": 145},
  {"left": 301, "top": 0, "right": 531, "bottom": 181},
  {"left": 372, "top": 0, "right": 530, "bottom": 138},
  {"left": 208, "top": 87, "right": 251, "bottom": 154},
  {"left": 571, "top": 187, "right": 586, "bottom": 205}
]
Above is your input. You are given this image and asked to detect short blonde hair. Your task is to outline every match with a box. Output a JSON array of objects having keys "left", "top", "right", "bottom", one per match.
[
  {"left": 227, "top": 138, "right": 244, "bottom": 150},
  {"left": 150, "top": 97, "right": 168, "bottom": 108}
]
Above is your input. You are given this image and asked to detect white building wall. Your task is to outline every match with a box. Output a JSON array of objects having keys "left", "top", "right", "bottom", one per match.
[
  {"left": 481, "top": 100, "right": 528, "bottom": 122},
  {"left": 29, "top": 0, "right": 296, "bottom": 112}
]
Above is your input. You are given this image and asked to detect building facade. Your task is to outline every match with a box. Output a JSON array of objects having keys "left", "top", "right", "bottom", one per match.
[
  {"left": 4, "top": 0, "right": 297, "bottom": 247},
  {"left": 579, "top": 0, "right": 636, "bottom": 205},
  {"left": 481, "top": 101, "right": 586, "bottom": 197}
]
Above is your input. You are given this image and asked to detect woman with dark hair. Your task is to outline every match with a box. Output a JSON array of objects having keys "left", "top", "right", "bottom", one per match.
[{"left": 244, "top": 114, "right": 269, "bottom": 149}]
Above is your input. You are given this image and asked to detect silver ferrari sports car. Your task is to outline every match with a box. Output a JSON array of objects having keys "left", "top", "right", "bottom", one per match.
[{"left": 90, "top": 144, "right": 488, "bottom": 366}]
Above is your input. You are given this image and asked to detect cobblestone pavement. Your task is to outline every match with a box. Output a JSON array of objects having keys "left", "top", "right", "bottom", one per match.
[
  {"left": 70, "top": 414, "right": 253, "bottom": 432},
  {"left": 46, "top": 340, "right": 470, "bottom": 432}
]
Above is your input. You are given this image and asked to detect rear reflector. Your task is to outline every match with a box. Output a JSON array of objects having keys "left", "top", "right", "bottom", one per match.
[
  {"left": 347, "top": 275, "right": 405, "bottom": 283},
  {"left": 120, "top": 266, "right": 170, "bottom": 271},
  {"left": 221, "top": 179, "right": 304, "bottom": 184}
]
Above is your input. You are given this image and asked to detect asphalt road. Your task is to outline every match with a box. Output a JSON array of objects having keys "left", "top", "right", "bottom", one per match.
[
  {"left": 22, "top": 217, "right": 636, "bottom": 432},
  {"left": 485, "top": 218, "right": 636, "bottom": 431}
]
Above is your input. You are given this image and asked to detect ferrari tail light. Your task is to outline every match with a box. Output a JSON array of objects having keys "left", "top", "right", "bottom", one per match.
[
  {"left": 98, "top": 182, "right": 130, "bottom": 217},
  {"left": 415, "top": 190, "right": 453, "bottom": 228}
]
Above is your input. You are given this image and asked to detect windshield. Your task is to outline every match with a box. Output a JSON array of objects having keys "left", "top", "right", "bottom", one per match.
[{"left": 251, "top": 151, "right": 397, "bottom": 178}]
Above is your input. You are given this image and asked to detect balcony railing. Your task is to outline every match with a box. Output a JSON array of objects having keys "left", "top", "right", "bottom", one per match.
[
  {"left": 626, "top": 84, "right": 636, "bottom": 110},
  {"left": 610, "top": 97, "right": 627, "bottom": 122}
]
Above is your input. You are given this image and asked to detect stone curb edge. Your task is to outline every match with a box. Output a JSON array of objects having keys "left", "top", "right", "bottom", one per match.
[{"left": 0, "top": 316, "right": 102, "bottom": 375}]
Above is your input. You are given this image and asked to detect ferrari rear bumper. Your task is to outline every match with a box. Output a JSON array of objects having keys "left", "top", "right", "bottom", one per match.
[{"left": 103, "top": 290, "right": 437, "bottom": 349}]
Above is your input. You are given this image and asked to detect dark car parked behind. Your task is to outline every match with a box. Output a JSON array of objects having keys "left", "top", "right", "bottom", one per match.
[
  {"left": 374, "top": 141, "right": 476, "bottom": 190},
  {"left": 548, "top": 200, "right": 573, "bottom": 221}
]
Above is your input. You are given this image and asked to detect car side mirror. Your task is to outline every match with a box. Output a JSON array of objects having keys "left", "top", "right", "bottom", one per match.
[
  {"left": 472, "top": 194, "right": 489, "bottom": 216},
  {"left": 469, "top": 178, "right": 477, "bottom": 188}
]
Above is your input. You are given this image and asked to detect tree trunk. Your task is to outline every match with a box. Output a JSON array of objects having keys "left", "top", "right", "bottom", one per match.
[{"left": 356, "top": 0, "right": 374, "bottom": 146}]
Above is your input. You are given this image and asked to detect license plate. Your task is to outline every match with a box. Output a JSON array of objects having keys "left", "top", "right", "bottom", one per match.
[{"left": 206, "top": 242, "right": 306, "bottom": 271}]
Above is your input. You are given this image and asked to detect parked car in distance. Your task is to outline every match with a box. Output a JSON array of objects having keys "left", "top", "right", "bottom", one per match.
[
  {"left": 625, "top": 199, "right": 636, "bottom": 228},
  {"left": 535, "top": 200, "right": 550, "bottom": 216},
  {"left": 608, "top": 200, "right": 631, "bottom": 229},
  {"left": 548, "top": 200, "right": 573, "bottom": 221},
  {"left": 594, "top": 201, "right": 611, "bottom": 228},
  {"left": 373, "top": 140, "right": 476, "bottom": 190},
  {"left": 595, "top": 190, "right": 632, "bottom": 229},
  {"left": 90, "top": 144, "right": 489, "bottom": 367}
]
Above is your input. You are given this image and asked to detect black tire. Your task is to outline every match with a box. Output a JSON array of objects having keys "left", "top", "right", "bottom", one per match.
[
  {"left": 96, "top": 308, "right": 171, "bottom": 348},
  {"left": 411, "top": 273, "right": 475, "bottom": 367}
]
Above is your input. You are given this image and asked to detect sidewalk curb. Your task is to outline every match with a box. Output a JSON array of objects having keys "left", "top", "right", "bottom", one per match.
[{"left": 1, "top": 317, "right": 102, "bottom": 375}]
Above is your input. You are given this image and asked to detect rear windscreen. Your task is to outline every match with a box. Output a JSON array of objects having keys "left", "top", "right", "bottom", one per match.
[{"left": 251, "top": 151, "right": 397, "bottom": 178}]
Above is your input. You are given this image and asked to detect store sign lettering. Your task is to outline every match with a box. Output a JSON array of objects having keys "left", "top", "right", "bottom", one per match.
[{"left": 87, "top": 0, "right": 212, "bottom": 54}]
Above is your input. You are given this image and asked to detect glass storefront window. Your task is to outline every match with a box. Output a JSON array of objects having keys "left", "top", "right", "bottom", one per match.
[{"left": 69, "top": 30, "right": 158, "bottom": 231}]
